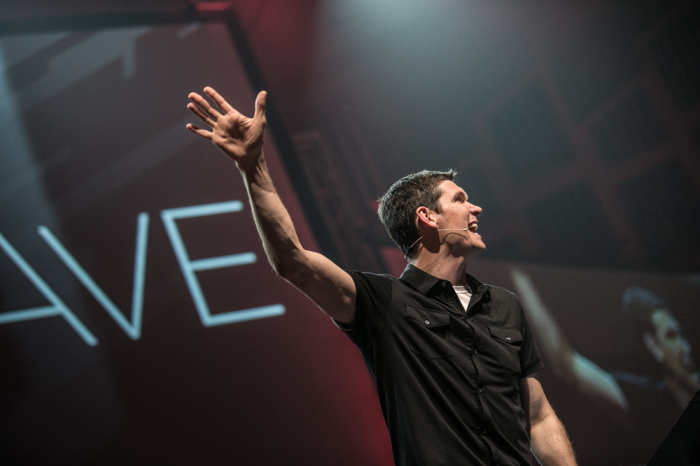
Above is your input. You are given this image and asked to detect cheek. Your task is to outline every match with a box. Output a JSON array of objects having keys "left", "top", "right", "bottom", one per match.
[{"left": 670, "top": 342, "right": 686, "bottom": 357}]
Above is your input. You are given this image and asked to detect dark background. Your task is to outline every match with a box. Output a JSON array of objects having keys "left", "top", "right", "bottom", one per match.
[{"left": 1, "top": 1, "right": 699, "bottom": 465}]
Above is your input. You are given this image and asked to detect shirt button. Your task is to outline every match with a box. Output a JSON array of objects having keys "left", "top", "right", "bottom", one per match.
[
  {"left": 473, "top": 349, "right": 478, "bottom": 355},
  {"left": 424, "top": 319, "right": 430, "bottom": 325},
  {"left": 479, "top": 387, "right": 485, "bottom": 394}
]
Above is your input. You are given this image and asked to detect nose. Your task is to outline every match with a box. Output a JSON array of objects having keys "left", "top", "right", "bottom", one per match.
[{"left": 470, "top": 203, "right": 482, "bottom": 216}]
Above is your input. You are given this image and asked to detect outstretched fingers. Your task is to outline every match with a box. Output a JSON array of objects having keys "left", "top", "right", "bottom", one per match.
[
  {"left": 188, "top": 91, "right": 224, "bottom": 123},
  {"left": 185, "top": 122, "right": 213, "bottom": 140},
  {"left": 204, "top": 87, "right": 234, "bottom": 113},
  {"left": 186, "top": 100, "right": 216, "bottom": 128},
  {"left": 186, "top": 87, "right": 269, "bottom": 153}
]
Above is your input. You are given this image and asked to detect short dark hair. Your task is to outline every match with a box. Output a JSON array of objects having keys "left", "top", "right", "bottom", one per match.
[
  {"left": 622, "top": 287, "right": 667, "bottom": 335},
  {"left": 377, "top": 169, "right": 457, "bottom": 258}
]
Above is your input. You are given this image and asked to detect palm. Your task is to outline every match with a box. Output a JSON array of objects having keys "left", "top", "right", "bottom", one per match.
[
  {"left": 187, "top": 87, "right": 266, "bottom": 167},
  {"left": 210, "top": 109, "right": 263, "bottom": 161}
]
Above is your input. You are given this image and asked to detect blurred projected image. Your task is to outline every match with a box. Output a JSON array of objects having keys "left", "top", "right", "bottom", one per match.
[
  {"left": 513, "top": 269, "right": 699, "bottom": 411},
  {"left": 509, "top": 266, "right": 700, "bottom": 465}
]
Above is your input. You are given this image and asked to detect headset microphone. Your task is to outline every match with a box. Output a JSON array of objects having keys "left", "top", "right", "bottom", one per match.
[{"left": 407, "top": 228, "right": 470, "bottom": 252}]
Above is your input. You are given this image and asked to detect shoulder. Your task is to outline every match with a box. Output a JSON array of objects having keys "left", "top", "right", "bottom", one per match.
[
  {"left": 483, "top": 283, "right": 523, "bottom": 305},
  {"left": 346, "top": 270, "right": 399, "bottom": 307},
  {"left": 348, "top": 270, "right": 397, "bottom": 282},
  {"left": 348, "top": 270, "right": 399, "bottom": 293},
  {"left": 339, "top": 271, "right": 399, "bottom": 346},
  {"left": 480, "top": 283, "right": 530, "bottom": 327}
]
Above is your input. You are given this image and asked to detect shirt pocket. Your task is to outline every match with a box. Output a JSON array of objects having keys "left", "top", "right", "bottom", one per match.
[
  {"left": 405, "top": 306, "right": 453, "bottom": 359},
  {"left": 487, "top": 326, "right": 523, "bottom": 374}
]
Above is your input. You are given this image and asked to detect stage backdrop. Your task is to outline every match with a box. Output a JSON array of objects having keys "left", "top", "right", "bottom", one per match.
[
  {"left": 2, "top": 15, "right": 699, "bottom": 466},
  {"left": 0, "top": 21, "right": 391, "bottom": 465}
]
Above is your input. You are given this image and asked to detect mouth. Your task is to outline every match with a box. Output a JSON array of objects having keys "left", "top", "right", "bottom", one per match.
[{"left": 468, "top": 222, "right": 478, "bottom": 232}]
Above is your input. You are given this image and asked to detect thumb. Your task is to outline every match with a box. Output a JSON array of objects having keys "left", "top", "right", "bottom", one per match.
[{"left": 254, "top": 90, "right": 267, "bottom": 123}]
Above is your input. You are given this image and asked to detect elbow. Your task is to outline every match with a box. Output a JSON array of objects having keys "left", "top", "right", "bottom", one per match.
[
  {"left": 269, "top": 253, "right": 309, "bottom": 287},
  {"left": 269, "top": 258, "right": 293, "bottom": 280}
]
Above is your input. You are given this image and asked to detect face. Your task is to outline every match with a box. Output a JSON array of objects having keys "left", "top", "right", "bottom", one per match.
[
  {"left": 432, "top": 180, "right": 485, "bottom": 257},
  {"left": 650, "top": 309, "right": 696, "bottom": 378}
]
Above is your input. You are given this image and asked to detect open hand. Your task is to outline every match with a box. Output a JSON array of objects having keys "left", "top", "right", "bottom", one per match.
[{"left": 187, "top": 87, "right": 267, "bottom": 168}]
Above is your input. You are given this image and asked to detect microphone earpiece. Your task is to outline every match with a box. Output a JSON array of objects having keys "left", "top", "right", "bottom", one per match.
[{"left": 407, "top": 229, "right": 469, "bottom": 253}]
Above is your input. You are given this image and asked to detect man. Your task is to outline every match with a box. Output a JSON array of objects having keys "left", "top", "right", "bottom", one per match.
[{"left": 186, "top": 87, "right": 577, "bottom": 465}]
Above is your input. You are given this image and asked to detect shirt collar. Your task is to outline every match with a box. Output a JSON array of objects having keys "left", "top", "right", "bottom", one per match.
[{"left": 399, "top": 263, "right": 487, "bottom": 297}]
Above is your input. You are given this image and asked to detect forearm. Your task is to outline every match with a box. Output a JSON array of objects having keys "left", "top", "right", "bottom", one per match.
[
  {"left": 530, "top": 412, "right": 577, "bottom": 466},
  {"left": 237, "top": 151, "right": 356, "bottom": 323},
  {"left": 239, "top": 152, "right": 307, "bottom": 278}
]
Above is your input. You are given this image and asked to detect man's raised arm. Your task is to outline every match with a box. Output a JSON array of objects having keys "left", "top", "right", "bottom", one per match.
[{"left": 186, "top": 87, "right": 356, "bottom": 325}]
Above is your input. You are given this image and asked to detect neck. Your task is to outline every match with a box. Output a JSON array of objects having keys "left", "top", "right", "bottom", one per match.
[{"left": 411, "top": 252, "right": 470, "bottom": 286}]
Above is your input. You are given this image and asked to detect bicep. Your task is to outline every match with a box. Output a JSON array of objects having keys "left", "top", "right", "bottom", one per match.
[
  {"left": 519, "top": 376, "right": 554, "bottom": 429},
  {"left": 288, "top": 249, "right": 357, "bottom": 325}
]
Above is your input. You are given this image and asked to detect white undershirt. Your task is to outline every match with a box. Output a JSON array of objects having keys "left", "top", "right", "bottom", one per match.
[{"left": 453, "top": 284, "right": 472, "bottom": 311}]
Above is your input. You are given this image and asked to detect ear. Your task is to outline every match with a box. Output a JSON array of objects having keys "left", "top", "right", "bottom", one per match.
[
  {"left": 416, "top": 206, "right": 437, "bottom": 229},
  {"left": 643, "top": 332, "right": 664, "bottom": 363}
]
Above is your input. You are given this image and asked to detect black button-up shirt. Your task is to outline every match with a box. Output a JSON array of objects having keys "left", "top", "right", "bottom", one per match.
[{"left": 338, "top": 264, "right": 543, "bottom": 466}]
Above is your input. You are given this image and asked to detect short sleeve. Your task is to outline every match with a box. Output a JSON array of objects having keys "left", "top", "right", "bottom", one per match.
[
  {"left": 516, "top": 297, "right": 544, "bottom": 378},
  {"left": 333, "top": 271, "right": 393, "bottom": 350}
]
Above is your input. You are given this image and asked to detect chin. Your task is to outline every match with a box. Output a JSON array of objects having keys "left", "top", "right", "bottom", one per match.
[{"left": 465, "top": 245, "right": 485, "bottom": 261}]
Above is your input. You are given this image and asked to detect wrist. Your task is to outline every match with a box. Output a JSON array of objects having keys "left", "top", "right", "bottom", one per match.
[
  {"left": 238, "top": 151, "right": 272, "bottom": 188},
  {"left": 236, "top": 150, "right": 265, "bottom": 173}
]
